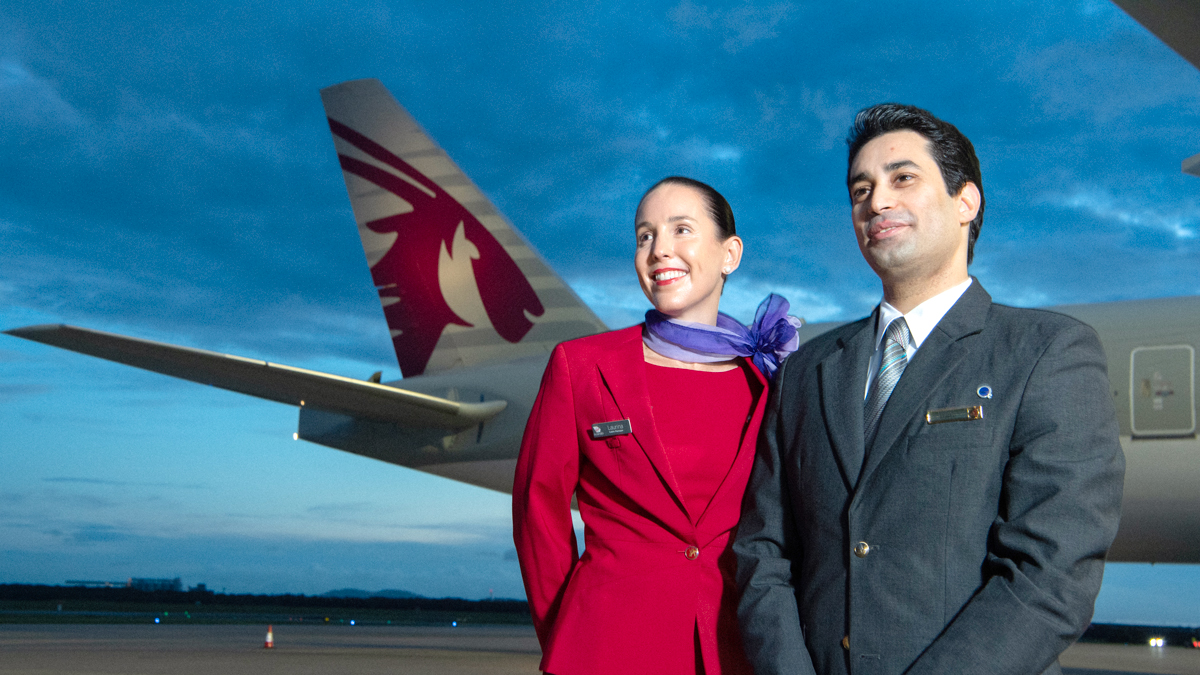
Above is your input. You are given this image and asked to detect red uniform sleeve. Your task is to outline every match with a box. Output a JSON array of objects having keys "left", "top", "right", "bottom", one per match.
[{"left": 512, "top": 343, "right": 581, "bottom": 647}]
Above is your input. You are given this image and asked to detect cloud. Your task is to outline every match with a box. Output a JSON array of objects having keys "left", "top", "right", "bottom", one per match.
[
  {"left": 0, "top": 383, "right": 52, "bottom": 402},
  {"left": 0, "top": 58, "right": 89, "bottom": 131},
  {"left": 1048, "top": 189, "right": 1199, "bottom": 241},
  {"left": 668, "top": 1, "right": 794, "bottom": 54},
  {"left": 306, "top": 501, "right": 374, "bottom": 514},
  {"left": 67, "top": 523, "right": 133, "bottom": 544},
  {"left": 680, "top": 137, "right": 743, "bottom": 163},
  {"left": 720, "top": 2, "right": 793, "bottom": 54},
  {"left": 567, "top": 275, "right": 650, "bottom": 329},
  {"left": 0, "top": 530, "right": 527, "bottom": 598},
  {"left": 43, "top": 477, "right": 206, "bottom": 490},
  {"left": 722, "top": 277, "right": 844, "bottom": 324},
  {"left": 0, "top": 484, "right": 504, "bottom": 553}
]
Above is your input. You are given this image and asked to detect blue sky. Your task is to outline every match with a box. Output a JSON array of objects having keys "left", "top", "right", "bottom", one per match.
[{"left": 2, "top": 0, "right": 1199, "bottom": 622}]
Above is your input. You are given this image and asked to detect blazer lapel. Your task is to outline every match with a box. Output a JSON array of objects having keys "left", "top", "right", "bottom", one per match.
[
  {"left": 857, "top": 281, "right": 992, "bottom": 489},
  {"left": 695, "top": 360, "right": 770, "bottom": 529},
  {"left": 595, "top": 329, "right": 691, "bottom": 521},
  {"left": 819, "top": 316, "right": 876, "bottom": 491}
]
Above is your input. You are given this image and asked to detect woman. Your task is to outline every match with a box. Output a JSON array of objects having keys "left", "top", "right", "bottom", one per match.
[{"left": 513, "top": 177, "right": 800, "bottom": 675}]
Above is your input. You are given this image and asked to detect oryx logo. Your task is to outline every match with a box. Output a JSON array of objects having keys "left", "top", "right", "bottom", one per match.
[{"left": 328, "top": 119, "right": 545, "bottom": 377}]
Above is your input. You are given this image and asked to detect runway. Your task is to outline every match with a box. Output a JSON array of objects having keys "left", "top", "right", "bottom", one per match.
[
  {"left": 1061, "top": 641, "right": 1200, "bottom": 675},
  {"left": 0, "top": 624, "right": 542, "bottom": 675},
  {"left": 1, "top": 624, "right": 1198, "bottom": 674}
]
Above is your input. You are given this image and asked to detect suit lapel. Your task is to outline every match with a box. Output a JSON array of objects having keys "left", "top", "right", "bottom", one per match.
[
  {"left": 595, "top": 328, "right": 691, "bottom": 521},
  {"left": 819, "top": 316, "right": 876, "bottom": 491},
  {"left": 857, "top": 281, "right": 992, "bottom": 490}
]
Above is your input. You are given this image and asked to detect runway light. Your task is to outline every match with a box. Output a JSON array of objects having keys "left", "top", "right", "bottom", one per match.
[
  {"left": 1149, "top": 637, "right": 1165, "bottom": 647},
  {"left": 349, "top": 620, "right": 355, "bottom": 626},
  {"left": 292, "top": 433, "right": 299, "bottom": 440},
  {"left": 451, "top": 621, "right": 457, "bottom": 627},
  {"left": 154, "top": 617, "right": 160, "bottom": 624}
]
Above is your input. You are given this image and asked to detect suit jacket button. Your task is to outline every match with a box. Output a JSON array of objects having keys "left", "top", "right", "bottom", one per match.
[
  {"left": 684, "top": 546, "right": 700, "bottom": 560},
  {"left": 842, "top": 635, "right": 850, "bottom": 650},
  {"left": 854, "top": 541, "right": 870, "bottom": 558}
]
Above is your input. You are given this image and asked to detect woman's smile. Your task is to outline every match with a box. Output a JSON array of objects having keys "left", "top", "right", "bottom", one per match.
[{"left": 652, "top": 268, "right": 688, "bottom": 285}]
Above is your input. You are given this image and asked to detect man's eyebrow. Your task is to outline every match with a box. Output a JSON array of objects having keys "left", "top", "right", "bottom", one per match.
[
  {"left": 885, "top": 159, "right": 919, "bottom": 172},
  {"left": 847, "top": 159, "right": 921, "bottom": 188}
]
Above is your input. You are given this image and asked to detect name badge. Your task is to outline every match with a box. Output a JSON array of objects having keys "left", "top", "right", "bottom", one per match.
[
  {"left": 926, "top": 405, "right": 983, "bottom": 425},
  {"left": 591, "top": 419, "right": 632, "bottom": 439}
]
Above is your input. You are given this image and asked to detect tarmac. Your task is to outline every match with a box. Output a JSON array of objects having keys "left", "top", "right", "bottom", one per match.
[
  {"left": 0, "top": 624, "right": 541, "bottom": 675},
  {"left": 1, "top": 624, "right": 1199, "bottom": 674}
]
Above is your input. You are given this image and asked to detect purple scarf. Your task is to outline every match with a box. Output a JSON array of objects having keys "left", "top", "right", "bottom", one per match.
[{"left": 642, "top": 293, "right": 803, "bottom": 378}]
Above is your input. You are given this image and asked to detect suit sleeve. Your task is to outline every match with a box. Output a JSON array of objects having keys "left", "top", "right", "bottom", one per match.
[
  {"left": 734, "top": 356, "right": 819, "bottom": 675},
  {"left": 905, "top": 322, "right": 1126, "bottom": 675},
  {"left": 512, "top": 343, "right": 581, "bottom": 648}
]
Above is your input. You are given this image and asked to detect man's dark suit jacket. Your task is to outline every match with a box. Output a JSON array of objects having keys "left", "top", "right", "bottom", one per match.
[{"left": 734, "top": 281, "right": 1125, "bottom": 675}]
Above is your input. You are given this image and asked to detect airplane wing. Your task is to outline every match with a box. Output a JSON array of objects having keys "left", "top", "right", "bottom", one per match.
[
  {"left": 1111, "top": 0, "right": 1200, "bottom": 71},
  {"left": 1110, "top": 1, "right": 1200, "bottom": 176},
  {"left": 4, "top": 324, "right": 506, "bottom": 430}
]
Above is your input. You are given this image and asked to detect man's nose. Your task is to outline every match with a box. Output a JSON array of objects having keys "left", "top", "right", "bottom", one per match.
[{"left": 870, "top": 186, "right": 896, "bottom": 213}]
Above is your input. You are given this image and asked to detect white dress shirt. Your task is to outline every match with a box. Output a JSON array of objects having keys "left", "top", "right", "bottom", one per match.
[{"left": 864, "top": 277, "right": 973, "bottom": 400}]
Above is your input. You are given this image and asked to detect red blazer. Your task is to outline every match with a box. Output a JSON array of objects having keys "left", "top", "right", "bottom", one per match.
[{"left": 513, "top": 325, "right": 767, "bottom": 675}]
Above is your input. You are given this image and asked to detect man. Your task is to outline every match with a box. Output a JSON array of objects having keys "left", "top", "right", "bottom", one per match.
[{"left": 734, "top": 104, "right": 1124, "bottom": 675}]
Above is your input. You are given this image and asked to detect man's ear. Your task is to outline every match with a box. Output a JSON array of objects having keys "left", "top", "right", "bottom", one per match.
[{"left": 957, "top": 182, "right": 981, "bottom": 225}]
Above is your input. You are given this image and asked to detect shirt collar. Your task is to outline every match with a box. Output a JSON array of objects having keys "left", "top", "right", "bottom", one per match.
[{"left": 874, "top": 277, "right": 973, "bottom": 351}]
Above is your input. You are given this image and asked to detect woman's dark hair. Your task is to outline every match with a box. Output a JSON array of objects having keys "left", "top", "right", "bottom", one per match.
[
  {"left": 846, "top": 103, "right": 985, "bottom": 264},
  {"left": 639, "top": 176, "right": 736, "bottom": 240}
]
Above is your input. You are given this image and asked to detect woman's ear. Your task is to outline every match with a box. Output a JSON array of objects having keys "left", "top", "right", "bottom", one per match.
[{"left": 723, "top": 235, "right": 744, "bottom": 275}]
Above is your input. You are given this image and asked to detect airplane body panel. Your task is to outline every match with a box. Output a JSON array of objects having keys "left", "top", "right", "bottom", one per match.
[
  {"left": 298, "top": 354, "right": 548, "bottom": 476},
  {"left": 419, "top": 459, "right": 520, "bottom": 496},
  {"left": 1110, "top": 435, "right": 1200, "bottom": 562},
  {"left": 1054, "top": 296, "right": 1200, "bottom": 439}
]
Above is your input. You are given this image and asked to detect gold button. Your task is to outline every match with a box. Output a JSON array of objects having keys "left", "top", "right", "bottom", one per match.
[
  {"left": 842, "top": 635, "right": 850, "bottom": 650},
  {"left": 854, "top": 541, "right": 870, "bottom": 558},
  {"left": 684, "top": 546, "right": 700, "bottom": 560}
]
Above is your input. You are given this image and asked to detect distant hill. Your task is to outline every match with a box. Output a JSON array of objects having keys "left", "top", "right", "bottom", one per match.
[
  {"left": 320, "top": 588, "right": 424, "bottom": 599},
  {"left": 0, "top": 583, "right": 531, "bottom": 625}
]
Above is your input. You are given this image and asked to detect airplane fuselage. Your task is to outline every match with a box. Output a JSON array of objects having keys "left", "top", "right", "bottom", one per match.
[{"left": 298, "top": 352, "right": 550, "bottom": 494}]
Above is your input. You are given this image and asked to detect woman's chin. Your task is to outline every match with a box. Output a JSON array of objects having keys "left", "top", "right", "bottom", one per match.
[
  {"left": 651, "top": 302, "right": 685, "bottom": 318},
  {"left": 650, "top": 293, "right": 698, "bottom": 316}
]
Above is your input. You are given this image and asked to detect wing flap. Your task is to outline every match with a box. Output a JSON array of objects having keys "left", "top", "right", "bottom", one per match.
[{"left": 4, "top": 324, "right": 505, "bottom": 429}]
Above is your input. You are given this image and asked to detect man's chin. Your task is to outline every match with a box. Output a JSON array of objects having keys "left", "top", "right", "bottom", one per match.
[{"left": 862, "top": 247, "right": 913, "bottom": 275}]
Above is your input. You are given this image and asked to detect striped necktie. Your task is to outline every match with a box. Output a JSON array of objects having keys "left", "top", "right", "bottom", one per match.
[{"left": 865, "top": 317, "right": 912, "bottom": 444}]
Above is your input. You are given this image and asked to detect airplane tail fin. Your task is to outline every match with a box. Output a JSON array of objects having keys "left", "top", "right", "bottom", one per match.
[{"left": 319, "top": 79, "right": 606, "bottom": 378}]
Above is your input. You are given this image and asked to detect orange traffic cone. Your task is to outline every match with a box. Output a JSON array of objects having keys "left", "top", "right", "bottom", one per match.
[{"left": 264, "top": 625, "right": 275, "bottom": 649}]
